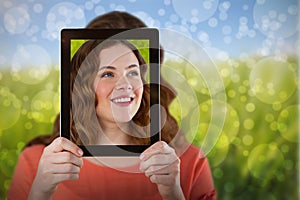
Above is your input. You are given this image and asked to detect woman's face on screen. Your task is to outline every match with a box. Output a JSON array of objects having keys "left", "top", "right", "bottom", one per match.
[{"left": 94, "top": 44, "right": 143, "bottom": 125}]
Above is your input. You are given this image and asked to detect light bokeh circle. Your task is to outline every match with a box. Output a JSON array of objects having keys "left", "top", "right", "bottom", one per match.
[
  {"left": 11, "top": 44, "right": 52, "bottom": 85},
  {"left": 161, "top": 62, "right": 200, "bottom": 144},
  {"left": 0, "top": 86, "right": 21, "bottom": 130},
  {"left": 45, "top": 2, "right": 86, "bottom": 40},
  {"left": 160, "top": 28, "right": 227, "bottom": 155},
  {"left": 190, "top": 123, "right": 229, "bottom": 167},
  {"left": 277, "top": 105, "right": 299, "bottom": 143},
  {"left": 253, "top": 0, "right": 298, "bottom": 38},
  {"left": 172, "top": 0, "right": 219, "bottom": 23},
  {"left": 249, "top": 57, "right": 297, "bottom": 104},
  {"left": 195, "top": 100, "right": 240, "bottom": 144},
  {"left": 132, "top": 11, "right": 160, "bottom": 27},
  {"left": 31, "top": 90, "right": 59, "bottom": 123},
  {"left": 247, "top": 143, "right": 284, "bottom": 180},
  {"left": 4, "top": 6, "right": 30, "bottom": 34},
  {"left": 187, "top": 99, "right": 239, "bottom": 166}
]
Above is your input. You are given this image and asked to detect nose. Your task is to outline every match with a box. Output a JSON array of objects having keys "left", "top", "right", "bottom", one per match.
[{"left": 115, "top": 76, "right": 133, "bottom": 90}]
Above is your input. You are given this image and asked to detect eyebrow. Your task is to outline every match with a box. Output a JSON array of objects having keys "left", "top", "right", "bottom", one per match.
[{"left": 98, "top": 64, "right": 139, "bottom": 71}]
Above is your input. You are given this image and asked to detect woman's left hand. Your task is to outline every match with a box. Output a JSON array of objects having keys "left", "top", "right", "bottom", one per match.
[{"left": 139, "top": 141, "right": 185, "bottom": 200}]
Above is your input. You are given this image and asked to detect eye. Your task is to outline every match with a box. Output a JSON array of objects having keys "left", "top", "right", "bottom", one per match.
[
  {"left": 128, "top": 70, "right": 139, "bottom": 77},
  {"left": 101, "top": 72, "right": 114, "bottom": 78}
]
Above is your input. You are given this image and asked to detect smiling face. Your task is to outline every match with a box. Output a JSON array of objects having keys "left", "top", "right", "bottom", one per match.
[{"left": 94, "top": 43, "right": 144, "bottom": 127}]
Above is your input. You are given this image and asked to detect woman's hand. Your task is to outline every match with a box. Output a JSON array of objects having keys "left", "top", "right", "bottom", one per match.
[
  {"left": 28, "top": 137, "right": 83, "bottom": 200},
  {"left": 139, "top": 141, "right": 185, "bottom": 200}
]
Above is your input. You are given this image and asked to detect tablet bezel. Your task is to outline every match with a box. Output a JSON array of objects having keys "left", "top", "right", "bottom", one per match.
[{"left": 60, "top": 28, "right": 160, "bottom": 156}]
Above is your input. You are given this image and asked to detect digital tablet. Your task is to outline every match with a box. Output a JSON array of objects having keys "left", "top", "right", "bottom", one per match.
[{"left": 60, "top": 28, "right": 160, "bottom": 156}]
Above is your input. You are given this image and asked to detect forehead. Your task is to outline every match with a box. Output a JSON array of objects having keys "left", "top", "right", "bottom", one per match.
[{"left": 98, "top": 44, "right": 138, "bottom": 67}]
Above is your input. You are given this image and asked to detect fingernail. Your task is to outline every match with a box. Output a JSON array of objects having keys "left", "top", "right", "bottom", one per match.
[{"left": 78, "top": 149, "right": 83, "bottom": 156}]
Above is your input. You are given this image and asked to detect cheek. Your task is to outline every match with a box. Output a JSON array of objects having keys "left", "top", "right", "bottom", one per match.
[
  {"left": 133, "top": 78, "right": 144, "bottom": 90},
  {"left": 132, "top": 80, "right": 143, "bottom": 95},
  {"left": 95, "top": 82, "right": 113, "bottom": 103},
  {"left": 135, "top": 87, "right": 144, "bottom": 100}
]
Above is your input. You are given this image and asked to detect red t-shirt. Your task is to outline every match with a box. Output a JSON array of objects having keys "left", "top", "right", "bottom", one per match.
[{"left": 8, "top": 144, "right": 216, "bottom": 200}]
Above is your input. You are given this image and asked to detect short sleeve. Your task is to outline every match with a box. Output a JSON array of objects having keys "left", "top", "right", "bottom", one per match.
[
  {"left": 7, "top": 145, "right": 44, "bottom": 200},
  {"left": 190, "top": 157, "right": 217, "bottom": 200},
  {"left": 179, "top": 145, "right": 217, "bottom": 200}
]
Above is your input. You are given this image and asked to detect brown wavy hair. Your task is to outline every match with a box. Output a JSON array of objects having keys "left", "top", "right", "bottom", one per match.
[
  {"left": 70, "top": 39, "right": 150, "bottom": 145},
  {"left": 25, "top": 11, "right": 180, "bottom": 149}
]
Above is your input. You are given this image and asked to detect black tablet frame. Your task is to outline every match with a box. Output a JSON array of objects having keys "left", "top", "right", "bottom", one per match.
[{"left": 61, "top": 28, "right": 160, "bottom": 156}]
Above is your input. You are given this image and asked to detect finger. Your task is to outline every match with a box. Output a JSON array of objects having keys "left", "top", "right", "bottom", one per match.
[
  {"left": 140, "top": 141, "right": 174, "bottom": 161},
  {"left": 51, "top": 152, "right": 83, "bottom": 167},
  {"left": 49, "top": 163, "right": 81, "bottom": 174},
  {"left": 45, "top": 137, "right": 83, "bottom": 157},
  {"left": 140, "top": 154, "right": 179, "bottom": 171},
  {"left": 51, "top": 173, "right": 80, "bottom": 185},
  {"left": 144, "top": 164, "right": 175, "bottom": 177},
  {"left": 38, "top": 161, "right": 81, "bottom": 175},
  {"left": 149, "top": 174, "right": 176, "bottom": 186},
  {"left": 141, "top": 141, "right": 167, "bottom": 155}
]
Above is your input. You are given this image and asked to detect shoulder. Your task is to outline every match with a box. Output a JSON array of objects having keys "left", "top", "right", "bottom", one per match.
[
  {"left": 22, "top": 144, "right": 45, "bottom": 156},
  {"left": 7, "top": 145, "right": 46, "bottom": 199},
  {"left": 179, "top": 144, "right": 211, "bottom": 176},
  {"left": 19, "top": 144, "right": 45, "bottom": 166},
  {"left": 13, "top": 145, "right": 45, "bottom": 184},
  {"left": 179, "top": 144, "right": 206, "bottom": 162},
  {"left": 179, "top": 144, "right": 217, "bottom": 199}
]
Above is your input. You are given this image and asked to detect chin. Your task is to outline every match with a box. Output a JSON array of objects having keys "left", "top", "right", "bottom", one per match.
[
  {"left": 114, "top": 116, "right": 132, "bottom": 123},
  {"left": 111, "top": 107, "right": 139, "bottom": 123}
]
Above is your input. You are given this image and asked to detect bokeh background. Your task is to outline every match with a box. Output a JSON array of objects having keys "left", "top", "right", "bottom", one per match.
[{"left": 0, "top": 0, "right": 299, "bottom": 199}]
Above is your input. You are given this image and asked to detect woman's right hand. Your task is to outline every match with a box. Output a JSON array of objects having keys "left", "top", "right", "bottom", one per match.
[{"left": 28, "top": 137, "right": 83, "bottom": 200}]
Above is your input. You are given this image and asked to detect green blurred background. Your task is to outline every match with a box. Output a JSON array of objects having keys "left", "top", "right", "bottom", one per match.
[
  {"left": 165, "top": 55, "right": 299, "bottom": 200},
  {"left": 0, "top": 54, "right": 298, "bottom": 199}
]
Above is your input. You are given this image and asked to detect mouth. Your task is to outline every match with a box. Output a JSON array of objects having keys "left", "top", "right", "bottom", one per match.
[{"left": 111, "top": 95, "right": 135, "bottom": 106}]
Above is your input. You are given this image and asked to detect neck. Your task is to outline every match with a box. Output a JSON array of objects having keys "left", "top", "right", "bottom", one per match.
[{"left": 98, "top": 120, "right": 132, "bottom": 145}]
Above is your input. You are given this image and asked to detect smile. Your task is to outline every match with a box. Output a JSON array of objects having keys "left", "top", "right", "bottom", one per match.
[
  {"left": 111, "top": 97, "right": 133, "bottom": 103},
  {"left": 111, "top": 94, "right": 135, "bottom": 106}
]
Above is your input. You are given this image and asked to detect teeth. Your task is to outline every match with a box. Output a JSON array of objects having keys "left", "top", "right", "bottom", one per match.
[{"left": 112, "top": 97, "right": 131, "bottom": 103}]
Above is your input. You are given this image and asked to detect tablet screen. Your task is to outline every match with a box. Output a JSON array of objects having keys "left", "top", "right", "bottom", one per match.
[{"left": 61, "top": 29, "right": 160, "bottom": 156}]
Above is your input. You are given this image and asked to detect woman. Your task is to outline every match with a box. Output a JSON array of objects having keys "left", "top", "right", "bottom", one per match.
[
  {"left": 70, "top": 39, "right": 151, "bottom": 146},
  {"left": 8, "top": 11, "right": 216, "bottom": 200}
]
